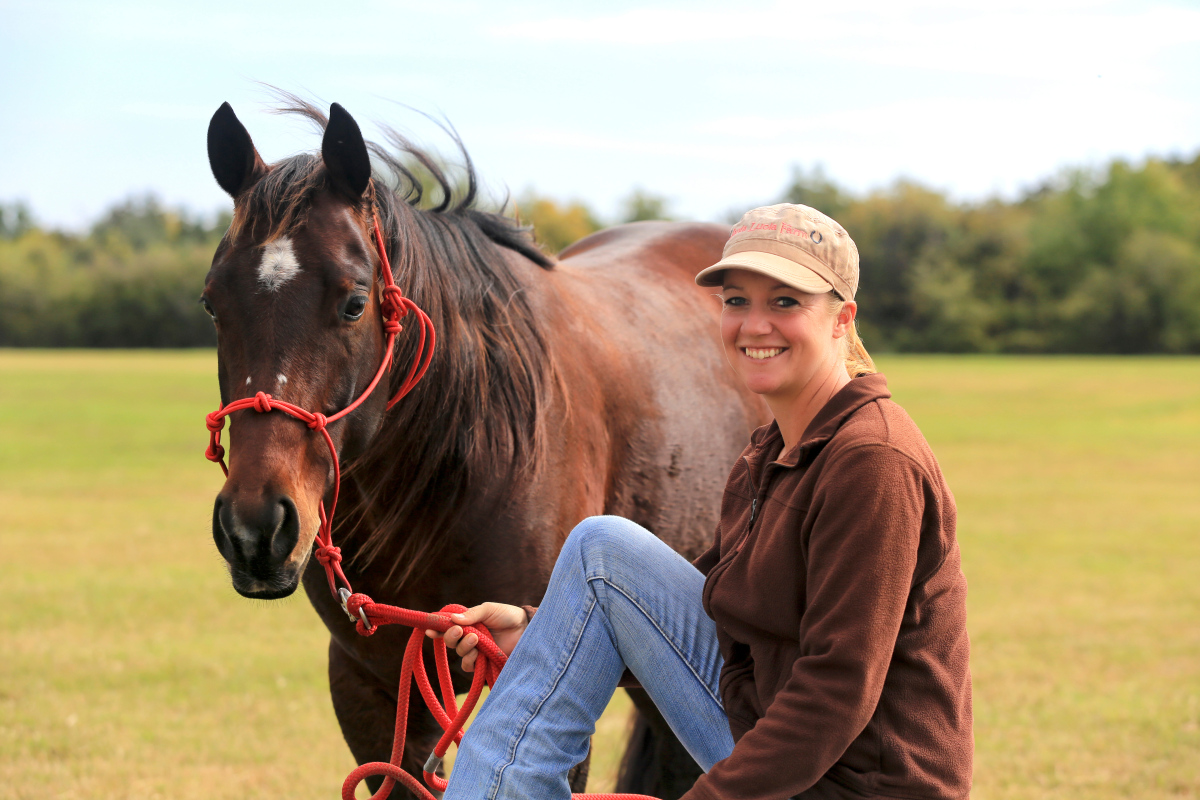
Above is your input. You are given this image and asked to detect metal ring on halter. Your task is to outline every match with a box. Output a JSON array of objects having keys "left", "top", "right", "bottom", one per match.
[{"left": 338, "top": 587, "right": 370, "bottom": 627}]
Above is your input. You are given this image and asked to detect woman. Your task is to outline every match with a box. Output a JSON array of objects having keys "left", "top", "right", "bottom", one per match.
[{"left": 438, "top": 204, "right": 973, "bottom": 800}]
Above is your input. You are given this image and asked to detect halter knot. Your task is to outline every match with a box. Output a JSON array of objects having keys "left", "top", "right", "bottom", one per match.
[
  {"left": 314, "top": 543, "right": 342, "bottom": 566},
  {"left": 383, "top": 319, "right": 403, "bottom": 335},
  {"left": 381, "top": 285, "right": 410, "bottom": 318},
  {"left": 205, "top": 442, "right": 225, "bottom": 462},
  {"left": 205, "top": 411, "right": 225, "bottom": 432},
  {"left": 346, "top": 593, "right": 378, "bottom": 636},
  {"left": 307, "top": 412, "right": 328, "bottom": 431},
  {"left": 252, "top": 392, "right": 273, "bottom": 413}
]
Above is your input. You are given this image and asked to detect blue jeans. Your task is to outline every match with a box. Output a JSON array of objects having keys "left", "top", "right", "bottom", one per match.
[{"left": 443, "top": 516, "right": 735, "bottom": 799}]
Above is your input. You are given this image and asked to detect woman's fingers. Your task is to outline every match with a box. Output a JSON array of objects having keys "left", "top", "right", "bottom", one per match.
[
  {"left": 442, "top": 625, "right": 463, "bottom": 649},
  {"left": 454, "top": 632, "right": 478, "bottom": 658},
  {"left": 449, "top": 603, "right": 490, "bottom": 628},
  {"left": 424, "top": 601, "right": 527, "bottom": 669}
]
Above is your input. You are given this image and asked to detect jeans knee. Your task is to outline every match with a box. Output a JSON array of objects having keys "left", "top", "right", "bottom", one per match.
[{"left": 563, "top": 515, "right": 655, "bottom": 580}]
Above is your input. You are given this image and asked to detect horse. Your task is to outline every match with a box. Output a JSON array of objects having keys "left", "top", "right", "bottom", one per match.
[{"left": 202, "top": 97, "right": 768, "bottom": 798}]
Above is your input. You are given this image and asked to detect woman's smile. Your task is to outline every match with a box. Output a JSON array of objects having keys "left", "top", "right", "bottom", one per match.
[{"left": 743, "top": 346, "right": 787, "bottom": 360}]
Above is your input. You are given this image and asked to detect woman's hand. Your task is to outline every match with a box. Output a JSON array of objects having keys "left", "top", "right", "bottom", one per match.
[{"left": 426, "top": 602, "right": 529, "bottom": 673}]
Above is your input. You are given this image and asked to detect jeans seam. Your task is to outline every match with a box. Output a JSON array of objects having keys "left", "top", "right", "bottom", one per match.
[
  {"left": 488, "top": 595, "right": 599, "bottom": 799},
  {"left": 587, "top": 574, "right": 725, "bottom": 710}
]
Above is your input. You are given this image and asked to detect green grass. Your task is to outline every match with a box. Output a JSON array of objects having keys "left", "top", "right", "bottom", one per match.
[{"left": 1, "top": 351, "right": 1198, "bottom": 799}]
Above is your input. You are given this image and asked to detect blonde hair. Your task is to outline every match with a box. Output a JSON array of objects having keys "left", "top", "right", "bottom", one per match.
[{"left": 824, "top": 292, "right": 877, "bottom": 378}]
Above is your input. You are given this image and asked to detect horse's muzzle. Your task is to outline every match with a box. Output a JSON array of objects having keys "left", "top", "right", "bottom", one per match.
[{"left": 212, "top": 493, "right": 304, "bottom": 599}]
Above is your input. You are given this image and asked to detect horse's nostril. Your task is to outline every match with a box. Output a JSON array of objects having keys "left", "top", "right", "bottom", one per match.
[
  {"left": 271, "top": 497, "right": 301, "bottom": 563},
  {"left": 211, "top": 495, "right": 238, "bottom": 563}
]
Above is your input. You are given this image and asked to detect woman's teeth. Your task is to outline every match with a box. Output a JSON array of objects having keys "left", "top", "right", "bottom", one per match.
[{"left": 744, "top": 347, "right": 784, "bottom": 360}]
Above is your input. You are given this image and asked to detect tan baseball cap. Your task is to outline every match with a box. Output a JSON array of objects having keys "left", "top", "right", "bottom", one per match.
[{"left": 695, "top": 203, "right": 859, "bottom": 300}]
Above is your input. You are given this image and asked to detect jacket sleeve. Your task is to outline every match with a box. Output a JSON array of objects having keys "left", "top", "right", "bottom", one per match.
[{"left": 684, "top": 443, "right": 928, "bottom": 800}]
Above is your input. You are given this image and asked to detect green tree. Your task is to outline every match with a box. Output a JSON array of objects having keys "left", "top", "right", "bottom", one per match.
[
  {"left": 0, "top": 195, "right": 225, "bottom": 347},
  {"left": 780, "top": 165, "right": 849, "bottom": 219},
  {"left": 515, "top": 191, "right": 602, "bottom": 254},
  {"left": 619, "top": 188, "right": 672, "bottom": 223},
  {"left": 0, "top": 202, "right": 35, "bottom": 240}
]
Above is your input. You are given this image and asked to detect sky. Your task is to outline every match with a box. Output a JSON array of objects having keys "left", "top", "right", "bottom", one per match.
[{"left": 2, "top": 0, "right": 1198, "bottom": 229}]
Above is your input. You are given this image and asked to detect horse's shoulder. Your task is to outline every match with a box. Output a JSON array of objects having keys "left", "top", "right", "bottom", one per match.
[{"left": 557, "top": 221, "right": 728, "bottom": 268}]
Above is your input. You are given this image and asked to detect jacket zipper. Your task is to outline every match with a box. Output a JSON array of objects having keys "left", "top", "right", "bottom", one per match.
[
  {"left": 738, "top": 457, "right": 762, "bottom": 552},
  {"left": 704, "top": 455, "right": 770, "bottom": 600}
]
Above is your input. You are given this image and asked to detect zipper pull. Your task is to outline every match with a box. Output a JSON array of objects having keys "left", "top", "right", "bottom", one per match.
[{"left": 749, "top": 498, "right": 757, "bottom": 525}]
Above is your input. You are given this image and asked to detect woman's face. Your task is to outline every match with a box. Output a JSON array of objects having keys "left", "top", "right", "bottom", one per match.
[{"left": 719, "top": 268, "right": 850, "bottom": 402}]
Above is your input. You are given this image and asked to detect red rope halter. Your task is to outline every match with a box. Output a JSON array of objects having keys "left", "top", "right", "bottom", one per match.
[
  {"left": 204, "top": 212, "right": 656, "bottom": 800},
  {"left": 204, "top": 214, "right": 434, "bottom": 598}
]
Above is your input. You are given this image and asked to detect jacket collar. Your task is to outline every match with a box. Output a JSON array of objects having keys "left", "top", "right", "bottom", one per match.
[{"left": 749, "top": 373, "right": 892, "bottom": 471}]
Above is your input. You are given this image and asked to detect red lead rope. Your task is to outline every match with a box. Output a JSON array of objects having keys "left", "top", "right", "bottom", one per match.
[{"left": 204, "top": 212, "right": 657, "bottom": 800}]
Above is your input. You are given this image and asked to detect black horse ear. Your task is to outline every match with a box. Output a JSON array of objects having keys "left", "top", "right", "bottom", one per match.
[
  {"left": 207, "top": 102, "right": 268, "bottom": 198},
  {"left": 322, "top": 103, "right": 372, "bottom": 201}
]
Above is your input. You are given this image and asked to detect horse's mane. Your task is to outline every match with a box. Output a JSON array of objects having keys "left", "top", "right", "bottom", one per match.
[{"left": 238, "top": 95, "right": 559, "bottom": 589}]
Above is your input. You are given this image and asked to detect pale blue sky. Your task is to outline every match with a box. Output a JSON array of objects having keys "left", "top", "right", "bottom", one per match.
[{"left": 2, "top": 0, "right": 1198, "bottom": 229}]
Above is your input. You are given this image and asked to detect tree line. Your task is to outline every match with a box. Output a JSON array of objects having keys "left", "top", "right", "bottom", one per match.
[{"left": 2, "top": 151, "right": 1198, "bottom": 352}]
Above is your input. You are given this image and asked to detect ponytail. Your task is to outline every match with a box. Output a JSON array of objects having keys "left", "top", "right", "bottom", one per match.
[{"left": 825, "top": 293, "right": 876, "bottom": 378}]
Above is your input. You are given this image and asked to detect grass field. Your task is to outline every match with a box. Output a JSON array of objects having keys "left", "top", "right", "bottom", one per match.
[{"left": 1, "top": 350, "right": 1198, "bottom": 799}]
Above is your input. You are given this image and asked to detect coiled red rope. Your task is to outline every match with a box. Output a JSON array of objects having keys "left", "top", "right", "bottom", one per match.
[
  {"left": 204, "top": 211, "right": 657, "bottom": 799},
  {"left": 341, "top": 596, "right": 656, "bottom": 800}
]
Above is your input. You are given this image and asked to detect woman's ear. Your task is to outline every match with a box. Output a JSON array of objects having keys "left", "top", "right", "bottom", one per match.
[{"left": 833, "top": 300, "right": 857, "bottom": 339}]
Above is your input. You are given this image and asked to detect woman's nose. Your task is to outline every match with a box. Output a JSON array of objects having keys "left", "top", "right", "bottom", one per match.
[{"left": 743, "top": 305, "right": 773, "bottom": 335}]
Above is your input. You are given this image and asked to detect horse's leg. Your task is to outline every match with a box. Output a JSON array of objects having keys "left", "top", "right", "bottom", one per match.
[
  {"left": 568, "top": 745, "right": 592, "bottom": 791},
  {"left": 616, "top": 688, "right": 703, "bottom": 800},
  {"left": 329, "top": 638, "right": 443, "bottom": 799}
]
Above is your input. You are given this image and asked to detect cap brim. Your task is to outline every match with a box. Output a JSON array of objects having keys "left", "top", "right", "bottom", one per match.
[{"left": 695, "top": 250, "right": 834, "bottom": 293}]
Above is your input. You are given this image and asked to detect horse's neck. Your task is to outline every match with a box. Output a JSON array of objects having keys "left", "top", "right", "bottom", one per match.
[{"left": 336, "top": 247, "right": 559, "bottom": 589}]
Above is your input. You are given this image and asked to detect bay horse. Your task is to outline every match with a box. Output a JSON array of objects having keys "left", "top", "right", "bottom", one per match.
[{"left": 202, "top": 98, "right": 767, "bottom": 798}]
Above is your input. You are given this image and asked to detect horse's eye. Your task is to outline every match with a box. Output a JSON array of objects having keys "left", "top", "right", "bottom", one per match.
[
  {"left": 343, "top": 295, "right": 368, "bottom": 321},
  {"left": 199, "top": 297, "right": 217, "bottom": 321}
]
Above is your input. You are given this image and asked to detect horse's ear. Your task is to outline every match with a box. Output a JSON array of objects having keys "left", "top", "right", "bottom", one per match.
[
  {"left": 322, "top": 103, "right": 372, "bottom": 201},
  {"left": 207, "top": 102, "right": 268, "bottom": 198}
]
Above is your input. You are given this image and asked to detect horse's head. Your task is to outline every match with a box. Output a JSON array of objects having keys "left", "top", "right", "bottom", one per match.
[{"left": 203, "top": 102, "right": 391, "bottom": 599}]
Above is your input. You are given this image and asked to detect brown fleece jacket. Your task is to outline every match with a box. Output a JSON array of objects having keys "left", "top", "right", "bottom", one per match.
[{"left": 685, "top": 373, "right": 972, "bottom": 800}]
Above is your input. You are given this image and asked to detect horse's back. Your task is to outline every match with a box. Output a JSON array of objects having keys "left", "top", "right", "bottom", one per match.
[{"left": 558, "top": 221, "right": 728, "bottom": 283}]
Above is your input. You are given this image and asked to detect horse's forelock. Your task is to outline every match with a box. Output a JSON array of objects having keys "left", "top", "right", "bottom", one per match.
[{"left": 226, "top": 153, "right": 328, "bottom": 244}]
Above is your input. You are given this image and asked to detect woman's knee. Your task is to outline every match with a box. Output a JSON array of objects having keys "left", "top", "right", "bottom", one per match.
[{"left": 563, "top": 515, "right": 661, "bottom": 578}]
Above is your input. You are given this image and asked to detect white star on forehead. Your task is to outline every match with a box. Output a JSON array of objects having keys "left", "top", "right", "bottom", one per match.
[{"left": 258, "top": 237, "right": 301, "bottom": 291}]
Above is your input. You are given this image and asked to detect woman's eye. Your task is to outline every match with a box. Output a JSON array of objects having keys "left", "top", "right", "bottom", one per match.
[
  {"left": 343, "top": 295, "right": 368, "bottom": 321},
  {"left": 199, "top": 297, "right": 217, "bottom": 321},
  {"left": 722, "top": 296, "right": 747, "bottom": 307},
  {"left": 773, "top": 296, "right": 799, "bottom": 308}
]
